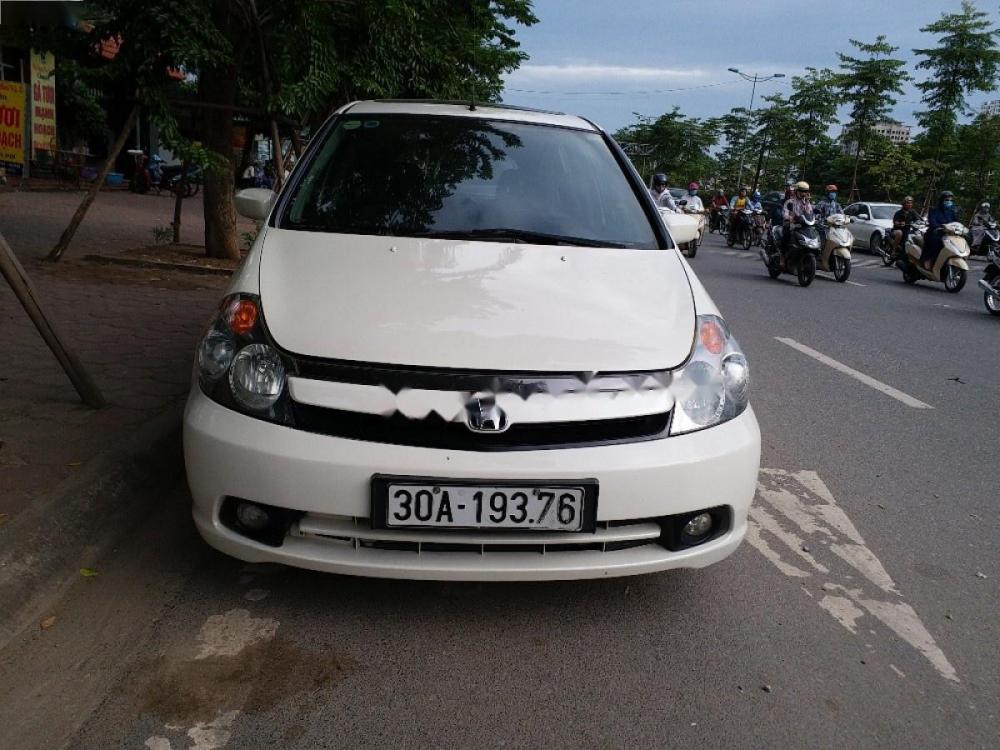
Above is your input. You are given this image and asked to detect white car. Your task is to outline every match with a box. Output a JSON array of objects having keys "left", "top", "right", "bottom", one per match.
[
  {"left": 844, "top": 201, "right": 901, "bottom": 255},
  {"left": 184, "top": 100, "right": 761, "bottom": 581}
]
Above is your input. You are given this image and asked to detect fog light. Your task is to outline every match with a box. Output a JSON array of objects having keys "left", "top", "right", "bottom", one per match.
[
  {"left": 236, "top": 501, "right": 270, "bottom": 531},
  {"left": 683, "top": 512, "right": 713, "bottom": 538}
]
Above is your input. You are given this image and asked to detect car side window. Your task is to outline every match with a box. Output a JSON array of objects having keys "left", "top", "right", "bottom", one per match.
[{"left": 844, "top": 204, "right": 858, "bottom": 217}]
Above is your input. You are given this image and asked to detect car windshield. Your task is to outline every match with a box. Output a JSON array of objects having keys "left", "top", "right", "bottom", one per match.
[
  {"left": 871, "top": 205, "right": 899, "bottom": 220},
  {"left": 280, "top": 115, "right": 659, "bottom": 249}
]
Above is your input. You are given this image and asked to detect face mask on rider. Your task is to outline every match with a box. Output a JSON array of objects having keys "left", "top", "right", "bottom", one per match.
[
  {"left": 943, "top": 200, "right": 954, "bottom": 208},
  {"left": 828, "top": 192, "right": 837, "bottom": 200}
]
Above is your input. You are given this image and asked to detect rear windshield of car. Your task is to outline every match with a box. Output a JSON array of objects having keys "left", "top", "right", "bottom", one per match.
[
  {"left": 871, "top": 205, "right": 899, "bottom": 220},
  {"left": 279, "top": 115, "right": 659, "bottom": 249}
]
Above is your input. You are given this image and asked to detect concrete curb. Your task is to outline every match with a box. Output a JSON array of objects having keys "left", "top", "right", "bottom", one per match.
[
  {"left": 83, "top": 253, "right": 234, "bottom": 276},
  {"left": 0, "top": 405, "right": 185, "bottom": 650}
]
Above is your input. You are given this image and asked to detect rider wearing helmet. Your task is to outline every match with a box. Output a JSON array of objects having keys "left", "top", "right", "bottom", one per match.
[
  {"left": 922, "top": 190, "right": 959, "bottom": 270},
  {"left": 815, "top": 184, "right": 843, "bottom": 221},
  {"left": 781, "top": 181, "right": 815, "bottom": 252},
  {"left": 649, "top": 173, "right": 678, "bottom": 211},
  {"left": 891, "top": 196, "right": 921, "bottom": 257},
  {"left": 748, "top": 190, "right": 763, "bottom": 211},
  {"left": 682, "top": 182, "right": 704, "bottom": 212}
]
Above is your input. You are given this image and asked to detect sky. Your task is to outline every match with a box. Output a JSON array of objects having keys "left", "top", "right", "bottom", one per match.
[{"left": 500, "top": 0, "right": 1000, "bottom": 135}]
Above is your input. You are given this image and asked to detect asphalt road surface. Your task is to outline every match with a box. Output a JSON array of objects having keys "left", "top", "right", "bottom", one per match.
[{"left": 3, "top": 233, "right": 998, "bottom": 749}]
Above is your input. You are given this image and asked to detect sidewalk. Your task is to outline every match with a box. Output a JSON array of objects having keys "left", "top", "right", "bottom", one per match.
[{"left": 1, "top": 190, "right": 240, "bottom": 639}]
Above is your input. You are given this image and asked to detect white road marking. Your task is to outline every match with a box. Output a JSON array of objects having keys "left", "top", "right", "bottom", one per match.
[
  {"left": 816, "top": 272, "right": 867, "bottom": 287},
  {"left": 144, "top": 738, "right": 172, "bottom": 750},
  {"left": 748, "top": 469, "right": 960, "bottom": 683},
  {"left": 194, "top": 608, "right": 279, "bottom": 659},
  {"left": 775, "top": 337, "right": 933, "bottom": 409},
  {"left": 187, "top": 710, "right": 240, "bottom": 750}
]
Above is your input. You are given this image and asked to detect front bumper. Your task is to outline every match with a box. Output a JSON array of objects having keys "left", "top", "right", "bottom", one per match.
[{"left": 183, "top": 388, "right": 761, "bottom": 580}]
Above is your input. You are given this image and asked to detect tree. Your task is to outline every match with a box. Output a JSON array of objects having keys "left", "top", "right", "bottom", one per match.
[
  {"left": 614, "top": 108, "right": 719, "bottom": 185},
  {"left": 913, "top": 1, "right": 1000, "bottom": 196},
  {"left": 787, "top": 68, "right": 840, "bottom": 182},
  {"left": 196, "top": 0, "right": 538, "bottom": 259},
  {"left": 836, "top": 36, "right": 910, "bottom": 198},
  {"left": 953, "top": 113, "right": 1000, "bottom": 211}
]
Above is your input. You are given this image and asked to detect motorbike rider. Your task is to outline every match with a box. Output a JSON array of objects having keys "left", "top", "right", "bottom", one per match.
[
  {"left": 748, "top": 190, "right": 763, "bottom": 211},
  {"left": 815, "top": 184, "right": 843, "bottom": 220},
  {"left": 890, "top": 196, "right": 921, "bottom": 257},
  {"left": 683, "top": 182, "right": 704, "bottom": 212},
  {"left": 922, "top": 190, "right": 959, "bottom": 270},
  {"left": 710, "top": 188, "right": 728, "bottom": 230},
  {"left": 729, "top": 187, "right": 751, "bottom": 233},
  {"left": 781, "top": 181, "right": 815, "bottom": 253},
  {"left": 649, "top": 173, "right": 678, "bottom": 211},
  {"left": 970, "top": 201, "right": 993, "bottom": 249}
]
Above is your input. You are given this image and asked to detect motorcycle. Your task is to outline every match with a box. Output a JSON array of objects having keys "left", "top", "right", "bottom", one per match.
[
  {"left": 978, "top": 245, "right": 1000, "bottom": 315},
  {"left": 970, "top": 217, "right": 1000, "bottom": 257},
  {"left": 727, "top": 208, "right": 753, "bottom": 249},
  {"left": 710, "top": 206, "right": 729, "bottom": 234},
  {"left": 761, "top": 214, "right": 821, "bottom": 287},
  {"left": 819, "top": 213, "right": 854, "bottom": 282},
  {"left": 899, "top": 221, "right": 970, "bottom": 293},
  {"left": 678, "top": 199, "right": 706, "bottom": 257}
]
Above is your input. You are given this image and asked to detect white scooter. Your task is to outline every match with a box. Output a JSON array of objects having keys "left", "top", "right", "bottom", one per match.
[
  {"left": 901, "top": 221, "right": 971, "bottom": 293},
  {"left": 978, "top": 245, "right": 1000, "bottom": 315},
  {"left": 819, "top": 213, "right": 854, "bottom": 282}
]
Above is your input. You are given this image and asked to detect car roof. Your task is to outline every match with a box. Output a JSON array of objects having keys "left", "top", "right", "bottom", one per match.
[
  {"left": 855, "top": 201, "right": 900, "bottom": 206},
  {"left": 340, "top": 100, "right": 599, "bottom": 131}
]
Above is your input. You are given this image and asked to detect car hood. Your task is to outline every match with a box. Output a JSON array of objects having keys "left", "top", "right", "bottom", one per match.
[{"left": 258, "top": 229, "right": 695, "bottom": 372}]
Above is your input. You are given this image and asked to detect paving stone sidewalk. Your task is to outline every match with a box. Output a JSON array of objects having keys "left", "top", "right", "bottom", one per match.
[{"left": 1, "top": 225, "right": 230, "bottom": 526}]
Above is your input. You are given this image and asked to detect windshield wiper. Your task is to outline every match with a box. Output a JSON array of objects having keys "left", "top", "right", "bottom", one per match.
[{"left": 412, "top": 228, "right": 633, "bottom": 248}]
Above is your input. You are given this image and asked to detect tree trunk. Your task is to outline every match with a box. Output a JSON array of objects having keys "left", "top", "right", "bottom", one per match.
[
  {"left": 2, "top": 232, "right": 105, "bottom": 407},
  {"left": 47, "top": 105, "right": 139, "bottom": 263},
  {"left": 172, "top": 157, "right": 191, "bottom": 244},
  {"left": 199, "top": 62, "right": 240, "bottom": 260}
]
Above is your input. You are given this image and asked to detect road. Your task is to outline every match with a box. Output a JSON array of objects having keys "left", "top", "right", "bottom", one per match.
[{"left": 2, "top": 232, "right": 998, "bottom": 749}]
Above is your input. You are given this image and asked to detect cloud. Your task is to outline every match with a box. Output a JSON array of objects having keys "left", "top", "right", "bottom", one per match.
[{"left": 508, "top": 64, "right": 712, "bottom": 83}]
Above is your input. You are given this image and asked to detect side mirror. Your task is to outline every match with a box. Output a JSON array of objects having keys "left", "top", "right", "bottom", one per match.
[
  {"left": 678, "top": 199, "right": 688, "bottom": 207},
  {"left": 857, "top": 213, "right": 870, "bottom": 221},
  {"left": 235, "top": 188, "right": 276, "bottom": 221}
]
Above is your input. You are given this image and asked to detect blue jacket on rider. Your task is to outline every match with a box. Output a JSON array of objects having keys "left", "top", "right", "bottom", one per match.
[{"left": 922, "top": 201, "right": 959, "bottom": 264}]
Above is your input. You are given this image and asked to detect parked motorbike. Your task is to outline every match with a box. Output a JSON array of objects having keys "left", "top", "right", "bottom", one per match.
[
  {"left": 899, "top": 221, "right": 970, "bottom": 293},
  {"left": 978, "top": 245, "right": 1000, "bottom": 315},
  {"left": 727, "top": 208, "right": 753, "bottom": 249},
  {"left": 819, "top": 213, "right": 854, "bottom": 282},
  {"left": 761, "top": 215, "right": 821, "bottom": 287},
  {"left": 970, "top": 218, "right": 1000, "bottom": 257}
]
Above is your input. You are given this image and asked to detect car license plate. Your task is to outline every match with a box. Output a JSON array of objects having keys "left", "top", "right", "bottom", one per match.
[{"left": 371, "top": 476, "right": 598, "bottom": 532}]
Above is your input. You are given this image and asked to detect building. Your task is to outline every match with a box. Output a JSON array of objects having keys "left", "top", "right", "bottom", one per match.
[
  {"left": 871, "top": 121, "right": 911, "bottom": 145},
  {"left": 981, "top": 100, "right": 1000, "bottom": 117},
  {"left": 839, "top": 120, "right": 912, "bottom": 156}
]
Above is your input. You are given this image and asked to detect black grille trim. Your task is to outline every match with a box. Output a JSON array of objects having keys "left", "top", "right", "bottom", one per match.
[{"left": 291, "top": 403, "right": 671, "bottom": 451}]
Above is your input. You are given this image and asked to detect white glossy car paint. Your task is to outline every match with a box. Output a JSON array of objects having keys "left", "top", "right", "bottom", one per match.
[{"left": 258, "top": 229, "right": 696, "bottom": 371}]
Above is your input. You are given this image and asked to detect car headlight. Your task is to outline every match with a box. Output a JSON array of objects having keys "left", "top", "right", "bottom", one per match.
[
  {"left": 669, "top": 315, "right": 750, "bottom": 435},
  {"left": 196, "top": 293, "right": 293, "bottom": 424}
]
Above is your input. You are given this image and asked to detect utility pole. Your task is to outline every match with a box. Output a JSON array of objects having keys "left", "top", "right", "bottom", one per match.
[{"left": 728, "top": 68, "right": 784, "bottom": 192}]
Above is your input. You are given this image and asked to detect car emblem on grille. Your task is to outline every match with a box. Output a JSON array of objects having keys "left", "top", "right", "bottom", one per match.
[{"left": 465, "top": 395, "right": 509, "bottom": 433}]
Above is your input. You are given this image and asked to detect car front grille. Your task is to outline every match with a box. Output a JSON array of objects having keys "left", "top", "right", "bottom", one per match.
[
  {"left": 295, "top": 514, "right": 663, "bottom": 554},
  {"left": 291, "top": 403, "right": 671, "bottom": 450}
]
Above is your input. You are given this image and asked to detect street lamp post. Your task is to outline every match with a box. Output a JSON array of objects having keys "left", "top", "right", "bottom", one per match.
[{"left": 728, "top": 68, "right": 784, "bottom": 192}]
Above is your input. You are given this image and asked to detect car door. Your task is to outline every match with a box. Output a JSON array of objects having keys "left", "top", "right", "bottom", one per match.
[{"left": 853, "top": 203, "right": 875, "bottom": 248}]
